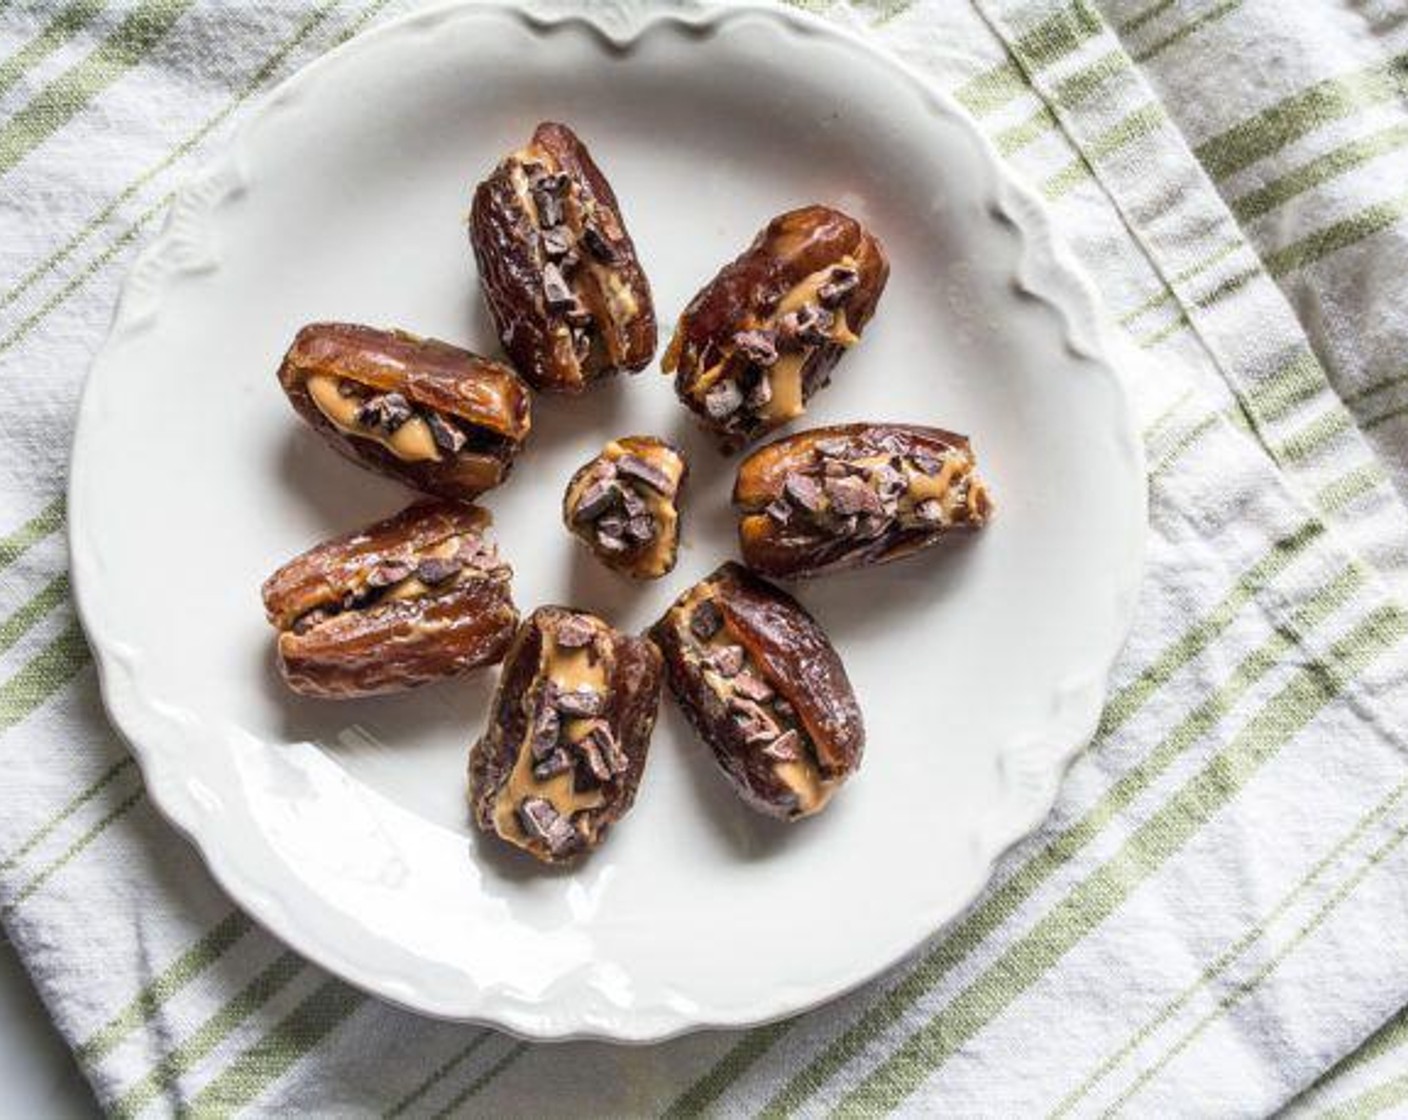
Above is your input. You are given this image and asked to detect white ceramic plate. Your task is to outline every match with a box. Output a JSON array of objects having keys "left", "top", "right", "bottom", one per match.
[{"left": 69, "top": 1, "right": 1146, "bottom": 1041}]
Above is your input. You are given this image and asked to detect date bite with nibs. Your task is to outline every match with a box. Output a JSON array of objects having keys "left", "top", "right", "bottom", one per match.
[
  {"left": 663, "top": 205, "right": 888, "bottom": 452},
  {"left": 734, "top": 423, "right": 993, "bottom": 579},
  {"left": 469, "top": 608, "right": 664, "bottom": 864},
  {"left": 278, "top": 323, "right": 531, "bottom": 503},
  {"left": 562, "top": 436, "right": 687, "bottom": 580},
  {"left": 470, "top": 122, "right": 657, "bottom": 394},
  {"left": 262, "top": 501, "right": 518, "bottom": 698},
  {"left": 651, "top": 563, "right": 864, "bottom": 820}
]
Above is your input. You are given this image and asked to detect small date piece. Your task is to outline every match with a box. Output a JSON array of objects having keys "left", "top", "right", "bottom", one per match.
[
  {"left": 562, "top": 436, "right": 687, "bottom": 580},
  {"left": 470, "top": 122, "right": 657, "bottom": 394},
  {"left": 651, "top": 562, "right": 864, "bottom": 820},
  {"left": 663, "top": 205, "right": 888, "bottom": 451},
  {"left": 469, "top": 607, "right": 664, "bottom": 863},
  {"left": 278, "top": 323, "right": 532, "bottom": 502},
  {"left": 734, "top": 423, "right": 992, "bottom": 578},
  {"left": 262, "top": 500, "right": 518, "bottom": 698}
]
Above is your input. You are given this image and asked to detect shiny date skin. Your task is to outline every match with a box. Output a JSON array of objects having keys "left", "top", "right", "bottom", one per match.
[
  {"left": 562, "top": 435, "right": 688, "bottom": 580},
  {"left": 734, "top": 423, "right": 993, "bottom": 579},
  {"left": 278, "top": 323, "right": 532, "bottom": 503},
  {"left": 663, "top": 205, "right": 888, "bottom": 452},
  {"left": 469, "top": 607, "right": 664, "bottom": 864},
  {"left": 470, "top": 122, "right": 657, "bottom": 394},
  {"left": 651, "top": 562, "right": 864, "bottom": 820},
  {"left": 262, "top": 501, "right": 518, "bottom": 699}
]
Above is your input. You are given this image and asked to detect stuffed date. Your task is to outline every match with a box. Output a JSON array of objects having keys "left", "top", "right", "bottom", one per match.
[{"left": 262, "top": 500, "right": 518, "bottom": 698}]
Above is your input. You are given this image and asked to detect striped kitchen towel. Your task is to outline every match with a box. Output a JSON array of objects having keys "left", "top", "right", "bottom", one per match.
[{"left": 3, "top": 0, "right": 1408, "bottom": 1114}]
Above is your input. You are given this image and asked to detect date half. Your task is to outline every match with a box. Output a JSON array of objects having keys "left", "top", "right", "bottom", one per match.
[
  {"left": 278, "top": 323, "right": 532, "bottom": 502},
  {"left": 470, "top": 122, "right": 657, "bottom": 394},
  {"left": 735, "top": 423, "right": 992, "bottom": 578},
  {"left": 562, "top": 435, "right": 687, "bottom": 580},
  {"left": 469, "top": 607, "right": 663, "bottom": 864},
  {"left": 262, "top": 500, "right": 517, "bottom": 698},
  {"left": 651, "top": 562, "right": 864, "bottom": 820},
  {"left": 663, "top": 205, "right": 888, "bottom": 451}
]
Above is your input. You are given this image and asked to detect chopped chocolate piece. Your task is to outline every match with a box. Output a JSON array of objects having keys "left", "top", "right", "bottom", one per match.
[
  {"left": 731, "top": 669, "right": 775, "bottom": 703},
  {"left": 619, "top": 487, "right": 648, "bottom": 520},
  {"left": 554, "top": 614, "right": 596, "bottom": 649},
  {"left": 616, "top": 453, "right": 673, "bottom": 495},
  {"left": 291, "top": 607, "right": 330, "bottom": 635},
  {"left": 778, "top": 304, "right": 835, "bottom": 347},
  {"left": 581, "top": 223, "right": 618, "bottom": 263},
  {"left": 869, "top": 462, "right": 908, "bottom": 503},
  {"left": 518, "top": 796, "right": 578, "bottom": 856},
  {"left": 566, "top": 305, "right": 596, "bottom": 329},
  {"left": 573, "top": 479, "right": 621, "bottom": 523},
  {"left": 531, "top": 175, "right": 568, "bottom": 228},
  {"left": 914, "top": 498, "right": 945, "bottom": 524},
  {"left": 341, "top": 586, "right": 374, "bottom": 611},
  {"left": 540, "top": 225, "right": 574, "bottom": 259},
  {"left": 455, "top": 535, "right": 494, "bottom": 570},
  {"left": 745, "top": 374, "right": 773, "bottom": 411},
  {"left": 734, "top": 329, "right": 779, "bottom": 367},
  {"left": 414, "top": 555, "right": 463, "bottom": 585},
  {"left": 690, "top": 599, "right": 724, "bottom": 640},
  {"left": 542, "top": 262, "right": 578, "bottom": 312},
  {"left": 424, "top": 411, "right": 468, "bottom": 455},
  {"left": 762, "top": 729, "right": 804, "bottom": 762},
  {"left": 704, "top": 378, "right": 744, "bottom": 420},
  {"left": 729, "top": 696, "right": 779, "bottom": 743},
  {"left": 626, "top": 515, "right": 656, "bottom": 544},
  {"left": 366, "top": 560, "right": 414, "bottom": 588},
  {"left": 529, "top": 702, "right": 562, "bottom": 760},
  {"left": 765, "top": 499, "right": 793, "bottom": 525},
  {"left": 825, "top": 475, "right": 885, "bottom": 517},
  {"left": 910, "top": 450, "right": 945, "bottom": 476},
  {"left": 356, "top": 392, "right": 414, "bottom": 433},
  {"left": 534, "top": 171, "right": 570, "bottom": 192},
  {"left": 533, "top": 748, "right": 572, "bottom": 780},
  {"left": 555, "top": 686, "right": 605, "bottom": 718},
  {"left": 573, "top": 728, "right": 615, "bottom": 783},
  {"left": 817, "top": 265, "right": 860, "bottom": 308},
  {"left": 589, "top": 721, "right": 631, "bottom": 776},
  {"left": 596, "top": 513, "right": 627, "bottom": 541},
  {"left": 856, "top": 514, "right": 891, "bottom": 539},
  {"left": 822, "top": 458, "right": 853, "bottom": 479},
  {"left": 783, "top": 473, "right": 825, "bottom": 513},
  {"left": 707, "top": 644, "right": 746, "bottom": 678}
]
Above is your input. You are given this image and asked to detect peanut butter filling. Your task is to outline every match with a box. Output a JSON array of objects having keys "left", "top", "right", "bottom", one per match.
[
  {"left": 748, "top": 444, "right": 991, "bottom": 542},
  {"left": 306, "top": 374, "right": 440, "bottom": 463},
  {"left": 286, "top": 531, "right": 503, "bottom": 637},
  {"left": 755, "top": 259, "right": 860, "bottom": 425},
  {"left": 491, "top": 627, "right": 609, "bottom": 851}
]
